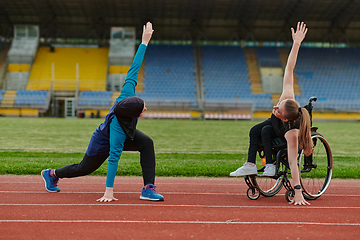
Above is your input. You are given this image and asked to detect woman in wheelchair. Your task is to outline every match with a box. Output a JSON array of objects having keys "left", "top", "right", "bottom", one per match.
[{"left": 231, "top": 22, "right": 312, "bottom": 205}]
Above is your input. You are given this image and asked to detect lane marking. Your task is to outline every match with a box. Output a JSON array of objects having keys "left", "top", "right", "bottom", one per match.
[
  {"left": 1, "top": 181, "right": 359, "bottom": 188},
  {"left": 1, "top": 203, "right": 360, "bottom": 209},
  {"left": 0, "top": 181, "right": 247, "bottom": 186},
  {"left": 1, "top": 190, "right": 359, "bottom": 197},
  {"left": 0, "top": 191, "right": 243, "bottom": 195},
  {"left": 0, "top": 219, "right": 359, "bottom": 226}
]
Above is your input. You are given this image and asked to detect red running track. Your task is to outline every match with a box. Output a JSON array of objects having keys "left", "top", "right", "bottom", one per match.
[{"left": 0, "top": 175, "right": 360, "bottom": 240}]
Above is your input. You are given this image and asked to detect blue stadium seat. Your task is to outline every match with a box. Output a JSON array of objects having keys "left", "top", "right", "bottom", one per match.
[
  {"left": 138, "top": 44, "right": 197, "bottom": 100},
  {"left": 14, "top": 90, "right": 49, "bottom": 106},
  {"left": 255, "top": 47, "right": 283, "bottom": 67},
  {"left": 200, "top": 45, "right": 271, "bottom": 106},
  {"left": 78, "top": 91, "right": 113, "bottom": 107},
  {"left": 295, "top": 47, "right": 360, "bottom": 109}
]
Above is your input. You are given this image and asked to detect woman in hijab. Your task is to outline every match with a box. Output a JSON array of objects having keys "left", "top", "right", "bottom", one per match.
[{"left": 41, "top": 22, "right": 164, "bottom": 202}]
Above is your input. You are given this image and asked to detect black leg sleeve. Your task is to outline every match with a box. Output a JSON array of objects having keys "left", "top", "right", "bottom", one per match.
[
  {"left": 55, "top": 153, "right": 109, "bottom": 178},
  {"left": 123, "top": 129, "right": 155, "bottom": 185},
  {"left": 247, "top": 119, "right": 272, "bottom": 164},
  {"left": 261, "top": 125, "right": 277, "bottom": 164}
]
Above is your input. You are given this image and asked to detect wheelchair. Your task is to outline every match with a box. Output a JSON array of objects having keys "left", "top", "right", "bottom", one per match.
[{"left": 244, "top": 96, "right": 333, "bottom": 202}]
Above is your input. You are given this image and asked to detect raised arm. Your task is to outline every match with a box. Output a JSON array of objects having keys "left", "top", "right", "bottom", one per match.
[
  {"left": 116, "top": 22, "right": 154, "bottom": 101},
  {"left": 97, "top": 23, "right": 154, "bottom": 203},
  {"left": 279, "top": 22, "right": 308, "bottom": 102}
]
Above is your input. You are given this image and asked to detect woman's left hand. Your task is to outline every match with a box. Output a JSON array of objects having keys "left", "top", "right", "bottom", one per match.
[
  {"left": 290, "top": 190, "right": 310, "bottom": 206},
  {"left": 97, "top": 187, "right": 118, "bottom": 202}
]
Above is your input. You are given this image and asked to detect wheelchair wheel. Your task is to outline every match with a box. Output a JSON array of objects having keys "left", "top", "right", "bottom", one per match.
[
  {"left": 247, "top": 187, "right": 260, "bottom": 200},
  {"left": 298, "top": 133, "right": 333, "bottom": 200},
  {"left": 250, "top": 161, "right": 288, "bottom": 197},
  {"left": 285, "top": 189, "right": 295, "bottom": 203}
]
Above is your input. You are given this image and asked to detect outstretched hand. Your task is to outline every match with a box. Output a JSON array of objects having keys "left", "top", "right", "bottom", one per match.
[
  {"left": 291, "top": 22, "right": 308, "bottom": 44},
  {"left": 289, "top": 190, "right": 310, "bottom": 206},
  {"left": 96, "top": 187, "right": 118, "bottom": 203},
  {"left": 141, "top": 22, "right": 154, "bottom": 46}
]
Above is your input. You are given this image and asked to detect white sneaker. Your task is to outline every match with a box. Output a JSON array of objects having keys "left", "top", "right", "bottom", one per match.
[
  {"left": 230, "top": 163, "right": 257, "bottom": 177},
  {"left": 263, "top": 164, "right": 276, "bottom": 176}
]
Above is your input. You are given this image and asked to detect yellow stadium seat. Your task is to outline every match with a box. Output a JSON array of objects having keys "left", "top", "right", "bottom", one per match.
[
  {"left": 109, "top": 65, "right": 130, "bottom": 74},
  {"left": 20, "top": 108, "right": 38, "bottom": 117},
  {"left": 8, "top": 64, "right": 30, "bottom": 72},
  {"left": 28, "top": 47, "right": 109, "bottom": 91}
]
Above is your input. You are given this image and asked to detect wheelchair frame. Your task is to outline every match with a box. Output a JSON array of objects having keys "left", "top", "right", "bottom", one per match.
[{"left": 244, "top": 97, "right": 333, "bottom": 202}]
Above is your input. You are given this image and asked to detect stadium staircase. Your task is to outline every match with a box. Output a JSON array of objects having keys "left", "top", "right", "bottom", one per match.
[
  {"left": 0, "top": 90, "right": 16, "bottom": 108},
  {"left": 137, "top": 64, "right": 145, "bottom": 92},
  {"left": 5, "top": 64, "right": 31, "bottom": 90},
  {"left": 107, "top": 65, "right": 130, "bottom": 92},
  {"left": 193, "top": 45, "right": 205, "bottom": 110},
  {"left": 244, "top": 48, "right": 263, "bottom": 94},
  {"left": 0, "top": 48, "right": 9, "bottom": 88}
]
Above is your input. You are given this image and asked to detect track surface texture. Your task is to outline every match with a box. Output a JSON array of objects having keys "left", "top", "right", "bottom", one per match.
[{"left": 1, "top": 175, "right": 359, "bottom": 240}]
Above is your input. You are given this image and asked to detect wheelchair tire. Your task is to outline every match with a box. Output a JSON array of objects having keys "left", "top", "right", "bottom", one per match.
[
  {"left": 298, "top": 132, "right": 333, "bottom": 200},
  {"left": 250, "top": 161, "right": 288, "bottom": 197},
  {"left": 246, "top": 187, "right": 260, "bottom": 200},
  {"left": 285, "top": 189, "right": 295, "bottom": 203}
]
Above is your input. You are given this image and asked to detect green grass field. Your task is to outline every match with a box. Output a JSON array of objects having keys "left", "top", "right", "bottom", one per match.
[{"left": 0, "top": 117, "right": 359, "bottom": 178}]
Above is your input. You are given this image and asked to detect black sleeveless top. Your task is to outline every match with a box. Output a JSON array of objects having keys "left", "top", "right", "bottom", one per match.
[{"left": 271, "top": 113, "right": 300, "bottom": 139}]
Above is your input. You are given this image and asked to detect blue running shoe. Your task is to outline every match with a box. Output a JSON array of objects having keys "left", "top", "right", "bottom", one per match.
[
  {"left": 41, "top": 169, "right": 60, "bottom": 192},
  {"left": 140, "top": 184, "right": 164, "bottom": 201}
]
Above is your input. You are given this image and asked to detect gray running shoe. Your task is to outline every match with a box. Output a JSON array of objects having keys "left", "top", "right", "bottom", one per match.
[
  {"left": 262, "top": 164, "right": 276, "bottom": 177},
  {"left": 230, "top": 163, "right": 257, "bottom": 177}
]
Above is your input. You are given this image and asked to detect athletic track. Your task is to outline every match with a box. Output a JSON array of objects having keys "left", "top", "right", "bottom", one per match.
[{"left": 1, "top": 175, "right": 359, "bottom": 240}]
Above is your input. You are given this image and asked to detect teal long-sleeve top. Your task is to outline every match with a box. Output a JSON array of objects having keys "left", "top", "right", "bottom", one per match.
[{"left": 85, "top": 44, "right": 147, "bottom": 188}]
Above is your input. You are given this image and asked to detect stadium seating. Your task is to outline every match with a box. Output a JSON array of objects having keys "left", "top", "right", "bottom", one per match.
[
  {"left": 135, "top": 44, "right": 197, "bottom": 101},
  {"left": 255, "top": 46, "right": 283, "bottom": 67},
  {"left": 27, "top": 47, "right": 108, "bottom": 91},
  {"left": 14, "top": 90, "right": 49, "bottom": 106},
  {"left": 201, "top": 45, "right": 272, "bottom": 108},
  {"left": 4, "top": 42, "right": 360, "bottom": 117},
  {"left": 295, "top": 47, "right": 360, "bottom": 110},
  {"left": 77, "top": 91, "right": 112, "bottom": 107}
]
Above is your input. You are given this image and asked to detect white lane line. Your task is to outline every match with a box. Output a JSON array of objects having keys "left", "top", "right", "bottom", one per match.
[
  {"left": 1, "top": 182, "right": 359, "bottom": 190},
  {"left": 0, "top": 219, "right": 359, "bottom": 226},
  {"left": 1, "top": 181, "right": 359, "bottom": 188},
  {"left": 0, "top": 181, "right": 248, "bottom": 186},
  {"left": 1, "top": 191, "right": 359, "bottom": 197},
  {"left": 0, "top": 191, "right": 243, "bottom": 195},
  {"left": 1, "top": 203, "right": 360, "bottom": 209}
]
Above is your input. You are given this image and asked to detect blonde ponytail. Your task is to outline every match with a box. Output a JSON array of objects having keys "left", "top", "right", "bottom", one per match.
[{"left": 298, "top": 107, "right": 312, "bottom": 156}]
